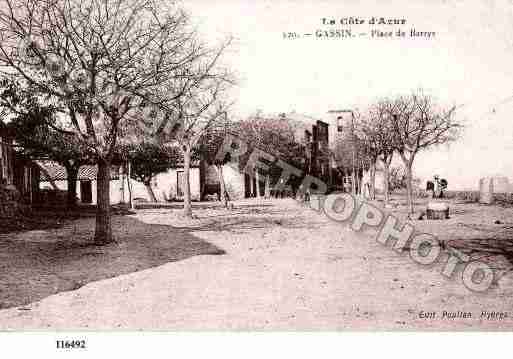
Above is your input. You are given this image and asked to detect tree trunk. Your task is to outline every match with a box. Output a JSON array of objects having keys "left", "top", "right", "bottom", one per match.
[
  {"left": 127, "top": 161, "right": 133, "bottom": 209},
  {"left": 119, "top": 163, "right": 125, "bottom": 204},
  {"left": 94, "top": 159, "right": 113, "bottom": 245},
  {"left": 264, "top": 174, "right": 271, "bottom": 199},
  {"left": 358, "top": 168, "right": 363, "bottom": 195},
  {"left": 369, "top": 161, "right": 376, "bottom": 200},
  {"left": 183, "top": 146, "right": 193, "bottom": 218},
  {"left": 351, "top": 169, "right": 356, "bottom": 195},
  {"left": 65, "top": 165, "right": 79, "bottom": 209},
  {"left": 405, "top": 163, "right": 414, "bottom": 215},
  {"left": 215, "top": 164, "right": 228, "bottom": 206},
  {"left": 383, "top": 160, "right": 391, "bottom": 204},
  {"left": 255, "top": 170, "right": 261, "bottom": 198},
  {"left": 144, "top": 180, "right": 157, "bottom": 202}
]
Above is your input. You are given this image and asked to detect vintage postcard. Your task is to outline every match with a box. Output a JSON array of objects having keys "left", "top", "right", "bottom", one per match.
[{"left": 0, "top": 0, "right": 512, "bottom": 355}]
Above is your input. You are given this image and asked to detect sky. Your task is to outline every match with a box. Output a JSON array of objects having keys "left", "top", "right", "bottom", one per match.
[{"left": 183, "top": 0, "right": 513, "bottom": 190}]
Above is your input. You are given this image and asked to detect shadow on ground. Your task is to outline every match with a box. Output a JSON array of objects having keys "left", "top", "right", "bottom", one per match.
[
  {"left": 139, "top": 202, "right": 316, "bottom": 234},
  {"left": 0, "top": 215, "right": 225, "bottom": 309},
  {"left": 0, "top": 204, "right": 136, "bottom": 234}
]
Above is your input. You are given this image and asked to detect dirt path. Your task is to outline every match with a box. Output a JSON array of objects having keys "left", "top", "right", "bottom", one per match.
[{"left": 0, "top": 199, "right": 512, "bottom": 330}]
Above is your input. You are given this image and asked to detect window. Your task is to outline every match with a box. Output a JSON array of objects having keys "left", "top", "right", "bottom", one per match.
[{"left": 337, "top": 116, "right": 344, "bottom": 132}]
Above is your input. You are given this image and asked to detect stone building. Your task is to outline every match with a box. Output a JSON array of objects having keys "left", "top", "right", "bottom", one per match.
[
  {"left": 282, "top": 112, "right": 331, "bottom": 185},
  {"left": 326, "top": 109, "right": 364, "bottom": 192}
]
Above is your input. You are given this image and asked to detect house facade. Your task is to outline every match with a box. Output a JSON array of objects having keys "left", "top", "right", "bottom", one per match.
[
  {"left": 0, "top": 125, "right": 15, "bottom": 186},
  {"left": 37, "top": 159, "right": 247, "bottom": 205},
  {"left": 38, "top": 162, "right": 122, "bottom": 205},
  {"left": 38, "top": 161, "right": 203, "bottom": 205},
  {"left": 139, "top": 166, "right": 202, "bottom": 203},
  {"left": 284, "top": 112, "right": 332, "bottom": 188},
  {"left": 0, "top": 125, "right": 39, "bottom": 216}
]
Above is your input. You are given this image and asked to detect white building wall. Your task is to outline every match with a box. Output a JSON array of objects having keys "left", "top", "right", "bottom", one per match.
[
  {"left": 204, "top": 162, "right": 246, "bottom": 200},
  {"left": 153, "top": 168, "right": 201, "bottom": 201},
  {"left": 361, "top": 169, "right": 386, "bottom": 193},
  {"left": 222, "top": 163, "right": 245, "bottom": 200},
  {"left": 40, "top": 167, "right": 203, "bottom": 204},
  {"left": 40, "top": 180, "right": 67, "bottom": 191}
]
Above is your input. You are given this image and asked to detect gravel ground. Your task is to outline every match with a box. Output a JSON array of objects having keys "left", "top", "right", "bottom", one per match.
[{"left": 0, "top": 198, "right": 512, "bottom": 330}]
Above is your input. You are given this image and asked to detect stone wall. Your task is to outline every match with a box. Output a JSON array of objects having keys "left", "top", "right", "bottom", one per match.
[
  {"left": 424, "top": 190, "right": 513, "bottom": 205},
  {"left": 493, "top": 192, "right": 513, "bottom": 205},
  {"left": 442, "top": 190, "right": 480, "bottom": 202}
]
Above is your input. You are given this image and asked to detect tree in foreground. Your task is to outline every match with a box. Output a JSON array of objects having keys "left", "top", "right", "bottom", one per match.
[
  {"left": 0, "top": 0, "right": 212, "bottom": 243},
  {"left": 389, "top": 90, "right": 461, "bottom": 214}
]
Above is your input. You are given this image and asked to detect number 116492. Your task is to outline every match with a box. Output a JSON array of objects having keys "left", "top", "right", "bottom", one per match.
[{"left": 56, "top": 340, "right": 86, "bottom": 349}]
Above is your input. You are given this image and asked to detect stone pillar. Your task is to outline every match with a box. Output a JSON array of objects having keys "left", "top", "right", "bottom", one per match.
[{"left": 479, "top": 178, "right": 494, "bottom": 204}]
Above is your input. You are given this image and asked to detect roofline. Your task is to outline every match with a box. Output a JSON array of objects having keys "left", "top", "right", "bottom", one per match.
[{"left": 327, "top": 109, "right": 354, "bottom": 114}]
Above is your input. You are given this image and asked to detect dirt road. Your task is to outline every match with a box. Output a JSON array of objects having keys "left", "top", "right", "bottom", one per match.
[{"left": 1, "top": 199, "right": 512, "bottom": 330}]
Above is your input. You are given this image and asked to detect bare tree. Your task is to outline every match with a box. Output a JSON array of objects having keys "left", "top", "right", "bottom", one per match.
[
  {"left": 389, "top": 90, "right": 461, "bottom": 215},
  {"left": 166, "top": 66, "right": 233, "bottom": 218},
  {"left": 357, "top": 120, "right": 380, "bottom": 200},
  {"left": 359, "top": 99, "right": 396, "bottom": 203},
  {"left": 0, "top": 0, "right": 203, "bottom": 244}
]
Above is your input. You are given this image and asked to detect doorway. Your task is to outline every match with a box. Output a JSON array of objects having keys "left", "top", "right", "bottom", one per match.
[{"left": 80, "top": 180, "right": 93, "bottom": 204}]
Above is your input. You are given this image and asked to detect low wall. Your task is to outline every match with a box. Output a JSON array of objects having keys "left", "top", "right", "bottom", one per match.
[
  {"left": 442, "top": 190, "right": 480, "bottom": 202},
  {"left": 493, "top": 192, "right": 513, "bottom": 205},
  {"left": 418, "top": 190, "right": 513, "bottom": 205}
]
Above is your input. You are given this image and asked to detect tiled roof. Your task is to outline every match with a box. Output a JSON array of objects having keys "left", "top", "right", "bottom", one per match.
[{"left": 37, "top": 161, "right": 119, "bottom": 181}]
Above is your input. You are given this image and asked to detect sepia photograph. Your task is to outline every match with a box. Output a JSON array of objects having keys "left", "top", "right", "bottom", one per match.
[{"left": 0, "top": 0, "right": 512, "bottom": 355}]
